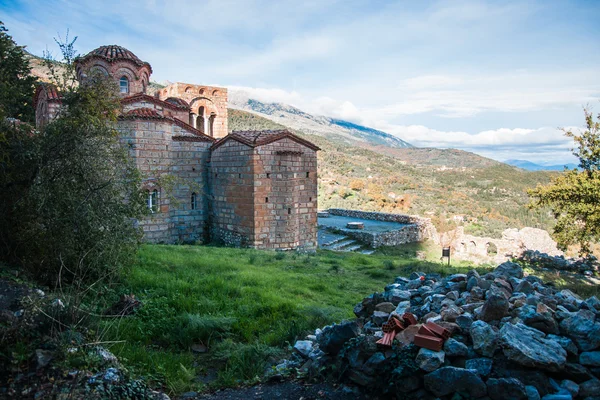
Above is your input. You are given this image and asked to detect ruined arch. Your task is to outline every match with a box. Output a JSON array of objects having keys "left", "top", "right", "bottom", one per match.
[{"left": 486, "top": 242, "right": 498, "bottom": 256}]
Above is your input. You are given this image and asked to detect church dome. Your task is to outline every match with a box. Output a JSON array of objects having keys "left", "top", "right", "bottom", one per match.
[{"left": 80, "top": 45, "right": 152, "bottom": 73}]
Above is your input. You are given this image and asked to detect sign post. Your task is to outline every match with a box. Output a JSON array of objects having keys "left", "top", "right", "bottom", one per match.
[{"left": 442, "top": 247, "right": 451, "bottom": 267}]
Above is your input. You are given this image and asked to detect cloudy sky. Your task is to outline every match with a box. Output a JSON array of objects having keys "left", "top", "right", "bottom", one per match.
[{"left": 3, "top": 0, "right": 600, "bottom": 164}]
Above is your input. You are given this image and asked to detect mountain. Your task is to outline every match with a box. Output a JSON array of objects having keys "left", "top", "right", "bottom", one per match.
[
  {"left": 505, "top": 159, "right": 577, "bottom": 171},
  {"left": 228, "top": 90, "right": 413, "bottom": 149}
]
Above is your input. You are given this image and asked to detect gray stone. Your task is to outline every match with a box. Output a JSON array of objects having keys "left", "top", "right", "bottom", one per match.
[
  {"left": 416, "top": 348, "right": 445, "bottom": 372},
  {"left": 560, "top": 311, "right": 600, "bottom": 351},
  {"left": 495, "top": 262, "right": 524, "bottom": 279},
  {"left": 515, "top": 280, "right": 535, "bottom": 294},
  {"left": 293, "top": 340, "right": 313, "bottom": 357},
  {"left": 386, "top": 289, "right": 411, "bottom": 304},
  {"left": 560, "top": 380, "right": 579, "bottom": 397},
  {"left": 441, "top": 305, "right": 462, "bottom": 322},
  {"left": 456, "top": 313, "right": 474, "bottom": 331},
  {"left": 317, "top": 321, "right": 361, "bottom": 354},
  {"left": 479, "top": 287, "right": 509, "bottom": 322},
  {"left": 467, "top": 276, "right": 479, "bottom": 292},
  {"left": 471, "top": 320, "right": 498, "bottom": 357},
  {"left": 466, "top": 357, "right": 493, "bottom": 376},
  {"left": 448, "top": 274, "right": 467, "bottom": 282},
  {"left": 35, "top": 349, "right": 53, "bottom": 369},
  {"left": 579, "top": 379, "right": 600, "bottom": 398},
  {"left": 443, "top": 338, "right": 469, "bottom": 357},
  {"left": 374, "top": 302, "right": 396, "bottom": 313},
  {"left": 526, "top": 385, "right": 541, "bottom": 400},
  {"left": 487, "top": 377, "right": 528, "bottom": 400},
  {"left": 585, "top": 296, "right": 600, "bottom": 312},
  {"left": 423, "top": 366, "right": 487, "bottom": 398},
  {"left": 547, "top": 335, "right": 579, "bottom": 356},
  {"left": 499, "top": 323, "right": 567, "bottom": 372},
  {"left": 371, "top": 311, "right": 389, "bottom": 326},
  {"left": 581, "top": 352, "right": 600, "bottom": 367},
  {"left": 519, "top": 304, "right": 560, "bottom": 335},
  {"left": 540, "top": 393, "right": 572, "bottom": 400}
]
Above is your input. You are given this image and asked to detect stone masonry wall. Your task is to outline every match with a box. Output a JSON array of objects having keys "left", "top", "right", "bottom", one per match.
[
  {"left": 327, "top": 208, "right": 438, "bottom": 248},
  {"left": 209, "top": 140, "right": 255, "bottom": 247},
  {"left": 118, "top": 120, "right": 212, "bottom": 243},
  {"left": 253, "top": 138, "right": 318, "bottom": 250}
]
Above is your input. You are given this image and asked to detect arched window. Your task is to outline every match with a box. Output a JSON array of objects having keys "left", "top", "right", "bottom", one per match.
[
  {"left": 119, "top": 76, "right": 129, "bottom": 93},
  {"left": 209, "top": 114, "right": 216, "bottom": 137},
  {"left": 147, "top": 189, "right": 159, "bottom": 213},
  {"left": 191, "top": 192, "right": 197, "bottom": 210}
]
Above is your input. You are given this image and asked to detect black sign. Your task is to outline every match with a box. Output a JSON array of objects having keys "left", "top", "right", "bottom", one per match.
[{"left": 442, "top": 247, "right": 451, "bottom": 257}]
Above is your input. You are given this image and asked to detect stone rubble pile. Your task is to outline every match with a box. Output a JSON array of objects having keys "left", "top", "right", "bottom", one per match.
[
  {"left": 518, "top": 251, "right": 599, "bottom": 275},
  {"left": 285, "top": 262, "right": 600, "bottom": 399}
]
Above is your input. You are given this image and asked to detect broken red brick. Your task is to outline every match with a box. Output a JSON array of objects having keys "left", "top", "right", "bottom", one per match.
[
  {"left": 402, "top": 313, "right": 417, "bottom": 326},
  {"left": 376, "top": 330, "right": 396, "bottom": 347},
  {"left": 414, "top": 333, "right": 444, "bottom": 351},
  {"left": 425, "top": 322, "right": 450, "bottom": 339},
  {"left": 418, "top": 324, "right": 436, "bottom": 337}
]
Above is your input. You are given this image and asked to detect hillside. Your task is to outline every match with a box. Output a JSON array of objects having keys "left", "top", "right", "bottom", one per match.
[
  {"left": 228, "top": 90, "right": 413, "bottom": 149},
  {"left": 229, "top": 109, "right": 557, "bottom": 238}
]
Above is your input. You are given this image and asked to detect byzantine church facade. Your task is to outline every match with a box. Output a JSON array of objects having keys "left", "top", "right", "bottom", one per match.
[{"left": 34, "top": 45, "right": 318, "bottom": 250}]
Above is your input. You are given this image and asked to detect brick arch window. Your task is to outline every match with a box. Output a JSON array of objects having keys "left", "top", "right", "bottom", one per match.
[
  {"left": 119, "top": 76, "right": 129, "bottom": 93},
  {"left": 191, "top": 192, "right": 197, "bottom": 210},
  {"left": 147, "top": 189, "right": 159, "bottom": 213},
  {"left": 212, "top": 90, "right": 219, "bottom": 96},
  {"left": 199, "top": 88, "right": 205, "bottom": 95},
  {"left": 185, "top": 86, "right": 192, "bottom": 93}
]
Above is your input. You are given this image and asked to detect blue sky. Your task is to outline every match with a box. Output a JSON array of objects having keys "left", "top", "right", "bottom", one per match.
[{"left": 2, "top": 0, "right": 600, "bottom": 164}]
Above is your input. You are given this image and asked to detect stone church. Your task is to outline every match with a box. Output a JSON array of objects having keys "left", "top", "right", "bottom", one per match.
[{"left": 34, "top": 45, "right": 319, "bottom": 250}]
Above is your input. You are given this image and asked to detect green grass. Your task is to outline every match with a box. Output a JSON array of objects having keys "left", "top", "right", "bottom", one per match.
[{"left": 99, "top": 244, "right": 484, "bottom": 395}]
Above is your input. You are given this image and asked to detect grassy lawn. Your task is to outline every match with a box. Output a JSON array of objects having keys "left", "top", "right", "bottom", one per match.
[{"left": 99, "top": 244, "right": 484, "bottom": 395}]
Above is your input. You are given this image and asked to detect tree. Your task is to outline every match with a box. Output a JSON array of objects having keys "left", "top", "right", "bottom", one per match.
[
  {"left": 0, "top": 21, "right": 36, "bottom": 122},
  {"left": 528, "top": 109, "right": 600, "bottom": 255},
  {"left": 0, "top": 30, "right": 147, "bottom": 285}
]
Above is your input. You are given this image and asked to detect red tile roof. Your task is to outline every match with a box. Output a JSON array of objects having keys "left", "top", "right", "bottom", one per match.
[
  {"left": 78, "top": 45, "right": 152, "bottom": 73},
  {"left": 211, "top": 129, "right": 320, "bottom": 151},
  {"left": 33, "top": 84, "right": 61, "bottom": 107},
  {"left": 164, "top": 97, "right": 190, "bottom": 108},
  {"left": 124, "top": 108, "right": 163, "bottom": 119}
]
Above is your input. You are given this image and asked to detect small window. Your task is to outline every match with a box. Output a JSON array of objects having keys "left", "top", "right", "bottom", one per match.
[
  {"left": 147, "top": 189, "right": 159, "bottom": 213},
  {"left": 191, "top": 192, "right": 197, "bottom": 210},
  {"left": 120, "top": 76, "right": 129, "bottom": 93},
  {"left": 309, "top": 197, "right": 312, "bottom": 202},
  {"left": 266, "top": 173, "right": 270, "bottom": 178},
  {"left": 288, "top": 208, "right": 291, "bottom": 214},
  {"left": 239, "top": 173, "right": 242, "bottom": 179},
  {"left": 265, "top": 197, "right": 269, "bottom": 203},
  {"left": 306, "top": 172, "right": 310, "bottom": 178},
  {"left": 199, "top": 88, "right": 205, "bottom": 95},
  {"left": 215, "top": 173, "right": 218, "bottom": 177}
]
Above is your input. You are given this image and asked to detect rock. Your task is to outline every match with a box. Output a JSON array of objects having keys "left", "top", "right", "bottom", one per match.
[
  {"left": 547, "top": 335, "right": 579, "bottom": 356},
  {"left": 466, "top": 357, "right": 493, "bottom": 376},
  {"left": 448, "top": 274, "right": 468, "bottom": 282},
  {"left": 317, "top": 321, "right": 361, "bottom": 354},
  {"left": 519, "top": 304, "right": 560, "bottom": 335},
  {"left": 563, "top": 362, "right": 593, "bottom": 383},
  {"left": 181, "top": 392, "right": 197, "bottom": 399},
  {"left": 441, "top": 305, "right": 462, "bottom": 322},
  {"left": 495, "top": 262, "right": 524, "bottom": 279},
  {"left": 515, "top": 280, "right": 535, "bottom": 295},
  {"left": 560, "top": 380, "right": 579, "bottom": 397},
  {"left": 479, "top": 287, "right": 509, "bottom": 322},
  {"left": 416, "top": 348, "right": 445, "bottom": 372},
  {"left": 526, "top": 385, "right": 541, "bottom": 400},
  {"left": 579, "top": 379, "right": 600, "bottom": 398},
  {"left": 540, "top": 393, "right": 572, "bottom": 400},
  {"left": 487, "top": 377, "right": 528, "bottom": 400},
  {"left": 293, "top": 340, "right": 313, "bottom": 357},
  {"left": 374, "top": 302, "right": 396, "bottom": 313},
  {"left": 560, "top": 312, "right": 600, "bottom": 351},
  {"left": 467, "top": 276, "right": 479, "bottom": 292},
  {"left": 102, "top": 367, "right": 120, "bottom": 383},
  {"left": 471, "top": 320, "right": 498, "bottom": 357},
  {"left": 371, "top": 311, "right": 389, "bottom": 326},
  {"left": 585, "top": 296, "right": 600, "bottom": 312},
  {"left": 456, "top": 313, "right": 474, "bottom": 330},
  {"left": 423, "top": 366, "right": 487, "bottom": 398},
  {"left": 35, "top": 349, "right": 53, "bottom": 369},
  {"left": 581, "top": 352, "right": 600, "bottom": 367},
  {"left": 386, "top": 289, "right": 411, "bottom": 304},
  {"left": 395, "top": 324, "right": 419, "bottom": 346},
  {"left": 97, "top": 347, "right": 119, "bottom": 362},
  {"left": 499, "top": 323, "right": 567, "bottom": 372},
  {"left": 444, "top": 338, "right": 469, "bottom": 357}
]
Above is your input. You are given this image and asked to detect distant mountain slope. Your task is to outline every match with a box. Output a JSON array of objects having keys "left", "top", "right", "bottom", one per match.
[
  {"left": 368, "top": 146, "right": 502, "bottom": 169},
  {"left": 228, "top": 90, "right": 413, "bottom": 149},
  {"left": 505, "top": 159, "right": 577, "bottom": 171}
]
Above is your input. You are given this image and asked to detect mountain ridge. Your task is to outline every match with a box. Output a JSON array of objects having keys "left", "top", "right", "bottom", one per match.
[{"left": 504, "top": 159, "right": 577, "bottom": 171}]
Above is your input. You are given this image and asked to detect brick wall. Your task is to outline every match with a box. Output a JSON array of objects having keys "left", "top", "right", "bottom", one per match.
[
  {"left": 157, "top": 83, "right": 228, "bottom": 139},
  {"left": 253, "top": 138, "right": 318, "bottom": 250},
  {"left": 208, "top": 139, "right": 255, "bottom": 246}
]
